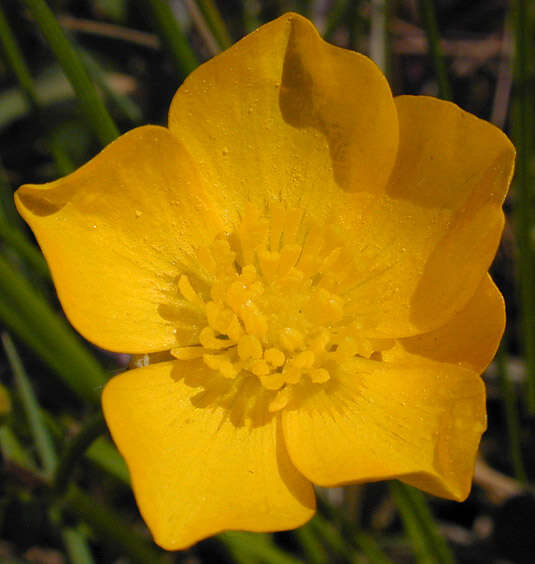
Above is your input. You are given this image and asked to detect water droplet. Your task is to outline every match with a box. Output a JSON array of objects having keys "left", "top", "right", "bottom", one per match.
[
  {"left": 91, "top": 224, "right": 97, "bottom": 229},
  {"left": 222, "top": 147, "right": 229, "bottom": 156},
  {"left": 135, "top": 210, "right": 143, "bottom": 218}
]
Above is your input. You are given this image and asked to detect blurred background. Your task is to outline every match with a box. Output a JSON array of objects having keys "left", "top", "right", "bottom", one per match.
[{"left": 0, "top": 1, "right": 534, "bottom": 563}]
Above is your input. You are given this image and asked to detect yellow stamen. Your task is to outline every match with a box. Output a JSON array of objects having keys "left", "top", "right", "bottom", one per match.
[
  {"left": 199, "top": 327, "right": 232, "bottom": 350},
  {"left": 178, "top": 275, "right": 204, "bottom": 307},
  {"left": 203, "top": 354, "right": 237, "bottom": 379},
  {"left": 269, "top": 386, "right": 292, "bottom": 412},
  {"left": 171, "top": 346, "right": 205, "bottom": 360},
  {"left": 237, "top": 335, "right": 263, "bottom": 361},
  {"left": 310, "top": 368, "right": 330, "bottom": 383},
  {"left": 169, "top": 203, "right": 382, "bottom": 417},
  {"left": 279, "top": 328, "right": 304, "bottom": 352},
  {"left": 264, "top": 348, "right": 285, "bottom": 367}
]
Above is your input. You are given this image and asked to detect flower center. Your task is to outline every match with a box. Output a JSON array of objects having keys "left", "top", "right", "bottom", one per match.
[{"left": 170, "top": 203, "right": 390, "bottom": 413}]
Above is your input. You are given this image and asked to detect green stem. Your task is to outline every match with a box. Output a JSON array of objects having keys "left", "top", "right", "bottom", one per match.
[
  {"left": 512, "top": 0, "right": 535, "bottom": 413},
  {"left": 497, "top": 344, "right": 528, "bottom": 482},
  {"left": 2, "top": 332, "right": 57, "bottom": 477},
  {"left": 22, "top": 0, "right": 120, "bottom": 146},
  {"left": 417, "top": 0, "right": 452, "bottom": 100},
  {"left": 389, "top": 481, "right": 455, "bottom": 564},
  {"left": 53, "top": 412, "right": 107, "bottom": 495},
  {"left": 142, "top": 0, "right": 199, "bottom": 78}
]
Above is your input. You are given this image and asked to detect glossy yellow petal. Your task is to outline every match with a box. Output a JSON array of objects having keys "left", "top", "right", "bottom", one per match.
[
  {"left": 102, "top": 361, "right": 315, "bottom": 550},
  {"left": 382, "top": 274, "right": 505, "bottom": 373},
  {"left": 282, "top": 358, "right": 486, "bottom": 500},
  {"left": 15, "top": 126, "right": 225, "bottom": 353},
  {"left": 342, "top": 96, "right": 515, "bottom": 338},
  {"left": 168, "top": 12, "right": 398, "bottom": 223}
]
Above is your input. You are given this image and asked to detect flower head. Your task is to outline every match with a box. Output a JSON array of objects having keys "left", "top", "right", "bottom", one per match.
[{"left": 15, "top": 13, "right": 514, "bottom": 550}]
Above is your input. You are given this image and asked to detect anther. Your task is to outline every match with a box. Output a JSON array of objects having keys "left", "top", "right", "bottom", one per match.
[
  {"left": 310, "top": 368, "right": 330, "bottom": 383},
  {"left": 269, "top": 387, "right": 292, "bottom": 411},
  {"left": 264, "top": 348, "right": 285, "bottom": 367},
  {"left": 199, "top": 327, "right": 232, "bottom": 350},
  {"left": 203, "top": 353, "right": 238, "bottom": 379},
  {"left": 279, "top": 328, "right": 304, "bottom": 352},
  {"left": 237, "top": 335, "right": 263, "bottom": 361}
]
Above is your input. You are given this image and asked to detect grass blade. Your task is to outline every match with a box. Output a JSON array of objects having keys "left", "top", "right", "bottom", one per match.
[
  {"left": 61, "top": 527, "right": 96, "bottom": 564},
  {"left": 390, "top": 481, "right": 455, "bottom": 564},
  {"left": 61, "top": 485, "right": 164, "bottom": 564},
  {"left": 22, "top": 0, "right": 120, "bottom": 146},
  {"left": 497, "top": 344, "right": 528, "bottom": 482},
  {"left": 220, "top": 531, "right": 304, "bottom": 564},
  {"left": 0, "top": 254, "right": 106, "bottom": 404},
  {"left": 2, "top": 332, "right": 57, "bottom": 477},
  {"left": 195, "top": 0, "right": 232, "bottom": 50},
  {"left": 142, "top": 0, "right": 199, "bottom": 78},
  {"left": 0, "top": 4, "right": 39, "bottom": 108},
  {"left": 511, "top": 0, "right": 535, "bottom": 413},
  {"left": 53, "top": 412, "right": 106, "bottom": 495},
  {"left": 417, "top": 0, "right": 452, "bottom": 100}
]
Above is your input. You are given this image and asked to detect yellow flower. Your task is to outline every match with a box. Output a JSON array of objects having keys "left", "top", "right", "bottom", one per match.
[{"left": 15, "top": 13, "right": 514, "bottom": 550}]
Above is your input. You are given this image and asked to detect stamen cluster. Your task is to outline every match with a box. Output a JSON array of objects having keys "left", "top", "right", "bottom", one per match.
[{"left": 171, "top": 204, "right": 389, "bottom": 412}]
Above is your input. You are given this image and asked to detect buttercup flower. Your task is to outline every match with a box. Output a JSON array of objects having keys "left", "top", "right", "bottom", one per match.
[{"left": 15, "top": 13, "right": 514, "bottom": 550}]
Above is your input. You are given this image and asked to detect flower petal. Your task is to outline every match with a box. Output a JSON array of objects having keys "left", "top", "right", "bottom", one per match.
[
  {"left": 343, "top": 96, "right": 514, "bottom": 338},
  {"left": 102, "top": 360, "right": 315, "bottom": 550},
  {"left": 15, "top": 126, "right": 225, "bottom": 353},
  {"left": 168, "top": 12, "right": 398, "bottom": 222},
  {"left": 382, "top": 274, "right": 505, "bottom": 373},
  {"left": 282, "top": 359, "right": 486, "bottom": 500}
]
